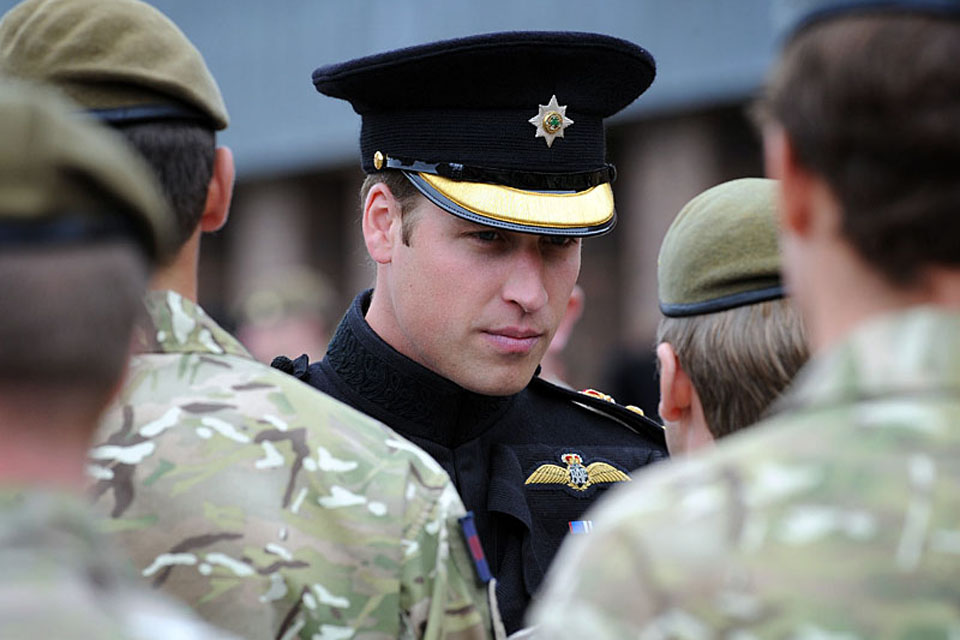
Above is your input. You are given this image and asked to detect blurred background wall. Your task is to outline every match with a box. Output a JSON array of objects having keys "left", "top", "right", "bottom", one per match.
[{"left": 1, "top": 0, "right": 778, "bottom": 414}]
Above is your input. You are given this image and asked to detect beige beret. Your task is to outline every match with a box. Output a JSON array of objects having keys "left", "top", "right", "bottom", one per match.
[
  {"left": 0, "top": 78, "right": 174, "bottom": 261},
  {"left": 658, "top": 178, "right": 784, "bottom": 317},
  {"left": 0, "top": 0, "right": 228, "bottom": 129}
]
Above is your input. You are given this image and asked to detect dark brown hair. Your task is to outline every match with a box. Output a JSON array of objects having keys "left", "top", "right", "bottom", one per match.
[
  {"left": 360, "top": 170, "right": 423, "bottom": 245},
  {"left": 763, "top": 14, "right": 960, "bottom": 284},
  {"left": 116, "top": 121, "right": 216, "bottom": 256},
  {"left": 0, "top": 242, "right": 147, "bottom": 414}
]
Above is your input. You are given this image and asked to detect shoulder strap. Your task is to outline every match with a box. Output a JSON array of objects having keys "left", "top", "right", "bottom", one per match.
[
  {"left": 529, "top": 376, "right": 667, "bottom": 448},
  {"left": 270, "top": 354, "right": 311, "bottom": 381}
]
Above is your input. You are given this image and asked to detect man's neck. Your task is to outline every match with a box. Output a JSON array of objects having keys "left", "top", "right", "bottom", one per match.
[
  {"left": 806, "top": 248, "right": 960, "bottom": 353},
  {"left": 150, "top": 230, "right": 201, "bottom": 301},
  {"left": 0, "top": 409, "right": 98, "bottom": 491}
]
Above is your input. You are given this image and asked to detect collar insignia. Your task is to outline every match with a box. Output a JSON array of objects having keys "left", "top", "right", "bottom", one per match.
[
  {"left": 524, "top": 452, "right": 631, "bottom": 492},
  {"left": 528, "top": 95, "right": 574, "bottom": 148}
]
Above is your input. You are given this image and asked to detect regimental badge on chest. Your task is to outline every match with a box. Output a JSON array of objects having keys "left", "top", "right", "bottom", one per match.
[{"left": 525, "top": 452, "right": 631, "bottom": 493}]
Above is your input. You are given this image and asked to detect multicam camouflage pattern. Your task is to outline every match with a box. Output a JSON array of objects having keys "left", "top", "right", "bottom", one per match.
[
  {"left": 0, "top": 488, "right": 237, "bottom": 640},
  {"left": 88, "top": 290, "right": 493, "bottom": 640},
  {"left": 529, "top": 308, "right": 960, "bottom": 638}
]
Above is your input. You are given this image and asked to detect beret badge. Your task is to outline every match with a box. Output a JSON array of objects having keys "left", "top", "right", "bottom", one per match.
[{"left": 528, "top": 94, "right": 574, "bottom": 147}]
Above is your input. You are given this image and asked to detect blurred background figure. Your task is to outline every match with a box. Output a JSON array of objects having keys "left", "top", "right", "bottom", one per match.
[
  {"left": 0, "top": 79, "right": 234, "bottom": 640},
  {"left": 537, "top": 285, "right": 585, "bottom": 387},
  {"left": 234, "top": 267, "right": 337, "bottom": 363},
  {"left": 655, "top": 178, "right": 808, "bottom": 454}
]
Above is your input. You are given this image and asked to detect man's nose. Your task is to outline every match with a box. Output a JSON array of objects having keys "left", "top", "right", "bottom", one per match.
[{"left": 502, "top": 249, "right": 549, "bottom": 313}]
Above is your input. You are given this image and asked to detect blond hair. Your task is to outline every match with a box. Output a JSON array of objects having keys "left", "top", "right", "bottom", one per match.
[{"left": 657, "top": 298, "right": 809, "bottom": 439}]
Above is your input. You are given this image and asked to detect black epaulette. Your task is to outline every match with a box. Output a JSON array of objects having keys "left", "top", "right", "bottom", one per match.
[
  {"left": 529, "top": 376, "right": 666, "bottom": 448},
  {"left": 270, "top": 353, "right": 311, "bottom": 381}
]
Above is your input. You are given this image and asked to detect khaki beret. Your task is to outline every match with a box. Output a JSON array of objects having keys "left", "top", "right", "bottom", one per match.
[
  {"left": 658, "top": 178, "right": 784, "bottom": 317},
  {"left": 0, "top": 0, "right": 228, "bottom": 129},
  {"left": 0, "top": 78, "right": 174, "bottom": 261}
]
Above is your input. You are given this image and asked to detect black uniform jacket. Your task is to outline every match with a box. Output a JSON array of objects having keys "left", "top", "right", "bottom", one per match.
[{"left": 275, "top": 291, "right": 668, "bottom": 633}]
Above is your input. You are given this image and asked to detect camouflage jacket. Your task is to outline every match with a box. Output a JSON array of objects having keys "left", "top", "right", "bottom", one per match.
[
  {"left": 528, "top": 308, "right": 960, "bottom": 638},
  {"left": 0, "top": 488, "right": 237, "bottom": 640},
  {"left": 88, "top": 291, "right": 494, "bottom": 640}
]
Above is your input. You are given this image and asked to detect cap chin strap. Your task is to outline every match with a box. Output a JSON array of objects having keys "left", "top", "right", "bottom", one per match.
[{"left": 382, "top": 154, "right": 615, "bottom": 191}]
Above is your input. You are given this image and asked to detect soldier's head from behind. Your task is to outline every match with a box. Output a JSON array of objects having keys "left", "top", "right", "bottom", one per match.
[
  {"left": 0, "top": 79, "right": 170, "bottom": 481},
  {"left": 656, "top": 178, "right": 809, "bottom": 455},
  {"left": 761, "top": 0, "right": 960, "bottom": 349},
  {"left": 316, "top": 32, "right": 655, "bottom": 395},
  {"left": 0, "top": 0, "right": 234, "bottom": 270}
]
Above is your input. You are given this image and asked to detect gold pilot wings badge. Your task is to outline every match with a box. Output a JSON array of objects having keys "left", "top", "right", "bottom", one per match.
[{"left": 524, "top": 452, "right": 631, "bottom": 492}]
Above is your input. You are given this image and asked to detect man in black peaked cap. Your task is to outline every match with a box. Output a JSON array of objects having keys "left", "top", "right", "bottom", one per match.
[{"left": 275, "top": 32, "right": 668, "bottom": 633}]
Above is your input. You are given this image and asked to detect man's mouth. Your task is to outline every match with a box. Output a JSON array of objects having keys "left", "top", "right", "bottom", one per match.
[{"left": 483, "top": 328, "right": 544, "bottom": 354}]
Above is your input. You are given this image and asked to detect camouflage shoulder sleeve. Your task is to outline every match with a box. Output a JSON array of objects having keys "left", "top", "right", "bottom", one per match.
[
  {"left": 0, "top": 491, "right": 239, "bottom": 640},
  {"left": 524, "top": 483, "right": 668, "bottom": 639},
  {"left": 89, "top": 352, "right": 496, "bottom": 639},
  {"left": 388, "top": 434, "right": 494, "bottom": 639},
  {"left": 531, "top": 391, "right": 960, "bottom": 638}
]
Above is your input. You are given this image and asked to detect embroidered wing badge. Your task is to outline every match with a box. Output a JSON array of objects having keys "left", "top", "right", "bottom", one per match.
[{"left": 524, "top": 452, "right": 631, "bottom": 492}]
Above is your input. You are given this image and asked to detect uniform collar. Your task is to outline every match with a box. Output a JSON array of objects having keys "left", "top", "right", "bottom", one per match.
[
  {"left": 0, "top": 488, "right": 116, "bottom": 570},
  {"left": 773, "top": 307, "right": 960, "bottom": 414},
  {"left": 135, "top": 290, "right": 252, "bottom": 359},
  {"left": 324, "top": 290, "right": 516, "bottom": 447}
]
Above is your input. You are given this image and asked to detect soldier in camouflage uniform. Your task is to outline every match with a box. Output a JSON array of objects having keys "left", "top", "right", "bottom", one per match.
[
  {"left": 0, "top": 1, "right": 496, "bottom": 638},
  {"left": 0, "top": 79, "right": 235, "bottom": 640},
  {"left": 528, "top": 1, "right": 960, "bottom": 637}
]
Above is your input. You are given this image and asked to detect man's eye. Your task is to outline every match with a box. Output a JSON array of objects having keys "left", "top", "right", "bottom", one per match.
[
  {"left": 471, "top": 230, "right": 501, "bottom": 242},
  {"left": 544, "top": 235, "right": 575, "bottom": 248}
]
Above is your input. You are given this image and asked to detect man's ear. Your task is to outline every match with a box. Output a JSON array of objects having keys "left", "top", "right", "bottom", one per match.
[
  {"left": 656, "top": 342, "right": 692, "bottom": 422},
  {"left": 764, "top": 125, "right": 813, "bottom": 238},
  {"left": 362, "top": 182, "right": 403, "bottom": 264},
  {"left": 200, "top": 146, "right": 235, "bottom": 233}
]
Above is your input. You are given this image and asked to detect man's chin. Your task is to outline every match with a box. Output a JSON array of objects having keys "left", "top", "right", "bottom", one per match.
[{"left": 456, "top": 367, "right": 537, "bottom": 397}]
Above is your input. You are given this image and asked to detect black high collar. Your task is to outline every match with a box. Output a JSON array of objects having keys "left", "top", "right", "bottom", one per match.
[{"left": 324, "top": 290, "right": 517, "bottom": 448}]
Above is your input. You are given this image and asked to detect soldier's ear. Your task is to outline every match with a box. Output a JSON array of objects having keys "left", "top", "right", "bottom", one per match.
[
  {"left": 200, "top": 146, "right": 234, "bottom": 233},
  {"left": 656, "top": 342, "right": 692, "bottom": 422},
  {"left": 362, "top": 182, "right": 403, "bottom": 264},
  {"left": 764, "top": 124, "right": 816, "bottom": 239}
]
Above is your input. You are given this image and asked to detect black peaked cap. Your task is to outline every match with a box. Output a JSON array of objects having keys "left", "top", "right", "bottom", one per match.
[
  {"left": 312, "top": 31, "right": 655, "bottom": 236},
  {"left": 313, "top": 31, "right": 654, "bottom": 175}
]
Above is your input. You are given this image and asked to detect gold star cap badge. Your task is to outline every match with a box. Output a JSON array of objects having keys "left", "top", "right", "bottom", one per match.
[{"left": 528, "top": 95, "right": 574, "bottom": 148}]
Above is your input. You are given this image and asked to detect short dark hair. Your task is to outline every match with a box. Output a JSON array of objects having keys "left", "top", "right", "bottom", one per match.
[
  {"left": 763, "top": 14, "right": 960, "bottom": 284},
  {"left": 359, "top": 170, "right": 424, "bottom": 245},
  {"left": 115, "top": 120, "right": 216, "bottom": 255},
  {"left": 0, "top": 241, "right": 147, "bottom": 415}
]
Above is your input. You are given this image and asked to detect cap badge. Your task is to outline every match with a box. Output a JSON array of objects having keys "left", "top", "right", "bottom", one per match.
[
  {"left": 524, "top": 452, "right": 631, "bottom": 493},
  {"left": 528, "top": 95, "right": 574, "bottom": 148}
]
